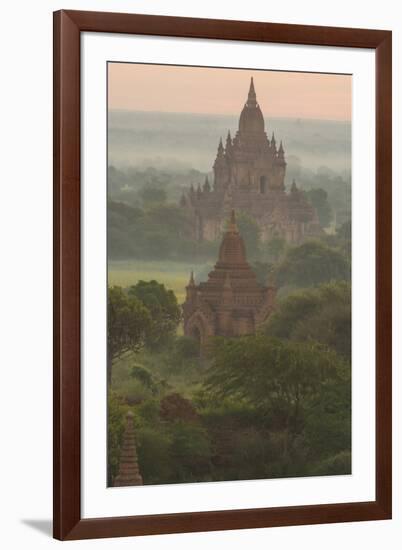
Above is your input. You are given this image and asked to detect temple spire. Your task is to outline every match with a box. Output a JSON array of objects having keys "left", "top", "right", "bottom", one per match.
[
  {"left": 186, "top": 270, "right": 197, "bottom": 301},
  {"left": 113, "top": 411, "right": 143, "bottom": 487},
  {"left": 277, "top": 140, "right": 286, "bottom": 165},
  {"left": 217, "top": 137, "right": 224, "bottom": 154},
  {"left": 226, "top": 130, "right": 232, "bottom": 152},
  {"left": 247, "top": 77, "right": 257, "bottom": 107},
  {"left": 189, "top": 270, "right": 195, "bottom": 286}
]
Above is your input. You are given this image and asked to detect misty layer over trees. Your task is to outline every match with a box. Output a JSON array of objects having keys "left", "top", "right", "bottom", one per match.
[
  {"left": 109, "top": 110, "right": 351, "bottom": 173},
  {"left": 107, "top": 109, "right": 352, "bottom": 486},
  {"left": 108, "top": 111, "right": 351, "bottom": 263}
]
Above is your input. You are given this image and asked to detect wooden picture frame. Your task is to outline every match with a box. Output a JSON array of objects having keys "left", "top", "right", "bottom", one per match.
[{"left": 53, "top": 10, "right": 392, "bottom": 541}]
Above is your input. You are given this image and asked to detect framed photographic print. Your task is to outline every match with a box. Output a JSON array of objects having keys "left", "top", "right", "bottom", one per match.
[{"left": 53, "top": 10, "right": 392, "bottom": 540}]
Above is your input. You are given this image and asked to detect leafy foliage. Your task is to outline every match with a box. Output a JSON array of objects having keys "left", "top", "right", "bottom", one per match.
[
  {"left": 108, "top": 199, "right": 218, "bottom": 261},
  {"left": 263, "top": 281, "right": 351, "bottom": 360},
  {"left": 130, "top": 365, "right": 158, "bottom": 394},
  {"left": 261, "top": 236, "right": 287, "bottom": 263},
  {"left": 203, "top": 335, "right": 350, "bottom": 475},
  {"left": 108, "top": 286, "right": 152, "bottom": 362},
  {"left": 128, "top": 280, "right": 181, "bottom": 349},
  {"left": 139, "top": 184, "right": 167, "bottom": 207},
  {"left": 275, "top": 241, "right": 350, "bottom": 288}
]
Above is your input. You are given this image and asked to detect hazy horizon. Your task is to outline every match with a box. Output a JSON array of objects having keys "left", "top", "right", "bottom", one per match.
[
  {"left": 108, "top": 110, "right": 351, "bottom": 173},
  {"left": 109, "top": 108, "right": 351, "bottom": 124},
  {"left": 108, "top": 63, "right": 351, "bottom": 122}
]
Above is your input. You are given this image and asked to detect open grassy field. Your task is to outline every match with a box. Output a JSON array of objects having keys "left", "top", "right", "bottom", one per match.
[{"left": 108, "top": 260, "right": 208, "bottom": 303}]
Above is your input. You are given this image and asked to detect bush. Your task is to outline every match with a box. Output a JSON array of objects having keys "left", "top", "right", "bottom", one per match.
[{"left": 173, "top": 336, "right": 200, "bottom": 359}]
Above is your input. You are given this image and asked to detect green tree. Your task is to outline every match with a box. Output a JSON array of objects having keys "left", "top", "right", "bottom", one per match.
[
  {"left": 128, "top": 280, "right": 181, "bottom": 349},
  {"left": 173, "top": 335, "right": 200, "bottom": 359},
  {"left": 305, "top": 188, "right": 333, "bottom": 228},
  {"left": 108, "top": 286, "right": 152, "bottom": 384},
  {"left": 130, "top": 365, "right": 158, "bottom": 394},
  {"left": 261, "top": 236, "right": 287, "bottom": 263},
  {"left": 139, "top": 185, "right": 167, "bottom": 207},
  {"left": 275, "top": 241, "right": 350, "bottom": 289},
  {"left": 204, "top": 336, "right": 350, "bottom": 468},
  {"left": 263, "top": 281, "right": 351, "bottom": 360}
]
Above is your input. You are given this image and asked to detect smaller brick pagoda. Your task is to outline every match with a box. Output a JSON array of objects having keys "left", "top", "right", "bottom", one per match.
[
  {"left": 183, "top": 210, "right": 276, "bottom": 350},
  {"left": 113, "top": 411, "right": 143, "bottom": 487}
]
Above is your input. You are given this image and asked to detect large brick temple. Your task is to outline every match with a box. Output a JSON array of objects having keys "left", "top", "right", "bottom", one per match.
[
  {"left": 180, "top": 77, "right": 322, "bottom": 244},
  {"left": 183, "top": 210, "right": 276, "bottom": 349}
]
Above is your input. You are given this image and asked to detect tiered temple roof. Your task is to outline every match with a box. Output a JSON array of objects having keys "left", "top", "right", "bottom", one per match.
[
  {"left": 183, "top": 211, "right": 276, "bottom": 348},
  {"left": 180, "top": 77, "right": 323, "bottom": 244}
]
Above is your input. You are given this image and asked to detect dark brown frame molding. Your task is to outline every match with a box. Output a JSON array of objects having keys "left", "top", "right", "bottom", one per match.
[{"left": 53, "top": 10, "right": 392, "bottom": 541}]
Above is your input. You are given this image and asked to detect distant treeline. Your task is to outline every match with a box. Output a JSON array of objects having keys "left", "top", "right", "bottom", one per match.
[{"left": 108, "top": 200, "right": 219, "bottom": 262}]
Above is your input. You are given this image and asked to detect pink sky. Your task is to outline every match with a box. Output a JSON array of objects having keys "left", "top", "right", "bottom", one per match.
[{"left": 108, "top": 63, "right": 351, "bottom": 121}]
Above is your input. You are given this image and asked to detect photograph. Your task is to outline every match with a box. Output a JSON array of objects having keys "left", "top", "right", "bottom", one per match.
[{"left": 107, "top": 63, "right": 352, "bottom": 487}]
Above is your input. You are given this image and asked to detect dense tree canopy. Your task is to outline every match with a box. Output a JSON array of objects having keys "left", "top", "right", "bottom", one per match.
[
  {"left": 107, "top": 286, "right": 152, "bottom": 383},
  {"left": 305, "top": 188, "right": 333, "bottom": 228},
  {"left": 203, "top": 335, "right": 350, "bottom": 472},
  {"left": 128, "top": 280, "right": 181, "bottom": 349},
  {"left": 204, "top": 336, "right": 347, "bottom": 411},
  {"left": 275, "top": 240, "right": 350, "bottom": 289},
  {"left": 108, "top": 286, "right": 151, "bottom": 361},
  {"left": 260, "top": 236, "right": 287, "bottom": 263},
  {"left": 139, "top": 184, "right": 167, "bottom": 207},
  {"left": 263, "top": 281, "right": 351, "bottom": 360},
  {"left": 108, "top": 200, "right": 218, "bottom": 261}
]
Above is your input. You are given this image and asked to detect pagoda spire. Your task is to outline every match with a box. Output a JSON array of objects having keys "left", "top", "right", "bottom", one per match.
[
  {"left": 186, "top": 270, "right": 197, "bottom": 301},
  {"left": 203, "top": 176, "right": 211, "bottom": 192},
  {"left": 217, "top": 137, "right": 225, "bottom": 156},
  {"left": 271, "top": 132, "right": 276, "bottom": 151},
  {"left": 189, "top": 270, "right": 195, "bottom": 286},
  {"left": 226, "top": 130, "right": 232, "bottom": 153},
  {"left": 277, "top": 140, "right": 286, "bottom": 165},
  {"left": 246, "top": 77, "right": 257, "bottom": 107},
  {"left": 113, "top": 411, "right": 143, "bottom": 487}
]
